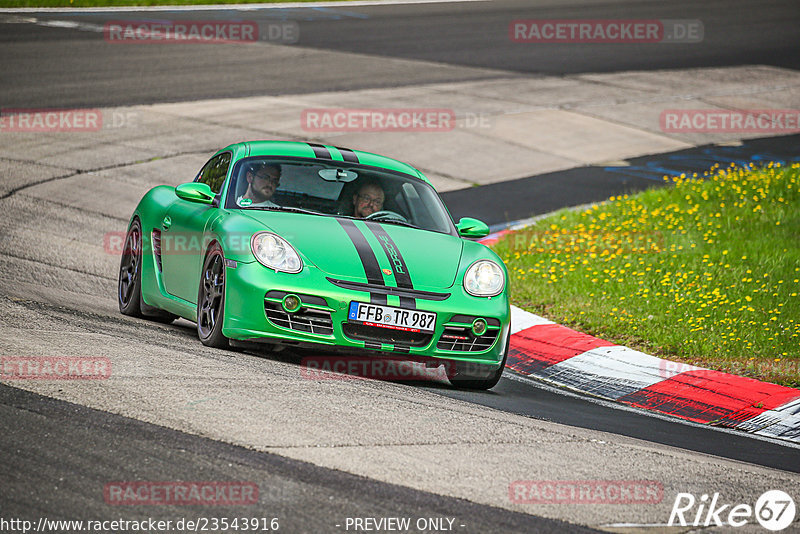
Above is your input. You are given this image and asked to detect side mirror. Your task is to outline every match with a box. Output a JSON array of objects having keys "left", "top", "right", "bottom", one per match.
[
  {"left": 456, "top": 217, "right": 489, "bottom": 239},
  {"left": 175, "top": 182, "right": 215, "bottom": 204}
]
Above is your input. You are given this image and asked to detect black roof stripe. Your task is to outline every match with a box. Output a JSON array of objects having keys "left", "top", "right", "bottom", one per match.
[
  {"left": 337, "top": 146, "right": 359, "bottom": 163},
  {"left": 307, "top": 142, "right": 332, "bottom": 160}
]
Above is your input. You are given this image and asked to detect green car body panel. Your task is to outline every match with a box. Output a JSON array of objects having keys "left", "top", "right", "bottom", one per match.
[{"left": 126, "top": 141, "right": 510, "bottom": 372}]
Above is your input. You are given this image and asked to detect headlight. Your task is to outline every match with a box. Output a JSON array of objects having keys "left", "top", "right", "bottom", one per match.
[
  {"left": 463, "top": 260, "right": 504, "bottom": 297},
  {"left": 251, "top": 232, "right": 302, "bottom": 273}
]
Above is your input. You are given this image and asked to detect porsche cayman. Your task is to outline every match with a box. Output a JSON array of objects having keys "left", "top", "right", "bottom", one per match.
[{"left": 118, "top": 141, "right": 509, "bottom": 389}]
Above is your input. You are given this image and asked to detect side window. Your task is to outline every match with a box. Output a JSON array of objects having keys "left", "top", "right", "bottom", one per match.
[{"left": 196, "top": 152, "right": 231, "bottom": 194}]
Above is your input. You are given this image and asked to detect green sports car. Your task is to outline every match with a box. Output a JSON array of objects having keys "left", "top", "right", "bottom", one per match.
[{"left": 118, "top": 141, "right": 509, "bottom": 389}]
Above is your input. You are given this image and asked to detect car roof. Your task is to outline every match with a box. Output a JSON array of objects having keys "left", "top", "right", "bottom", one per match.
[{"left": 219, "top": 140, "right": 431, "bottom": 186}]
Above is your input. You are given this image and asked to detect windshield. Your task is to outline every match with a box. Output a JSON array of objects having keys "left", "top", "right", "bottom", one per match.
[{"left": 224, "top": 157, "right": 456, "bottom": 235}]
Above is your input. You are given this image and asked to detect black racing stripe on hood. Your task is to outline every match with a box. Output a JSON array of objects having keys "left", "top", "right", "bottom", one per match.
[
  {"left": 337, "top": 219, "right": 387, "bottom": 305},
  {"left": 365, "top": 221, "right": 415, "bottom": 309},
  {"left": 308, "top": 142, "right": 332, "bottom": 160},
  {"left": 337, "top": 146, "right": 359, "bottom": 163}
]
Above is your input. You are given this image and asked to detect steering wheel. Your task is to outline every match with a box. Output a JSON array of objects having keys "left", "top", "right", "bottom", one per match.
[{"left": 365, "top": 210, "right": 408, "bottom": 223}]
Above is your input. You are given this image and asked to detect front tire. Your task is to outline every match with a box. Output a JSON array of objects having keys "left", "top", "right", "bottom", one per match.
[
  {"left": 197, "top": 244, "right": 230, "bottom": 348},
  {"left": 449, "top": 335, "right": 509, "bottom": 390}
]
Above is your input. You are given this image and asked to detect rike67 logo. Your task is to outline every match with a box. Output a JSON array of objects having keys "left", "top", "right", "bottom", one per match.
[{"left": 669, "top": 490, "right": 796, "bottom": 531}]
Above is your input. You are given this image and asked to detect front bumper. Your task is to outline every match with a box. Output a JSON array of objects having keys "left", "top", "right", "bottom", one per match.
[{"left": 222, "top": 261, "right": 510, "bottom": 367}]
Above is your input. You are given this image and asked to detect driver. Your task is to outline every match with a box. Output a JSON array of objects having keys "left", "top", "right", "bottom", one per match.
[
  {"left": 238, "top": 162, "right": 281, "bottom": 207},
  {"left": 352, "top": 181, "right": 385, "bottom": 218}
]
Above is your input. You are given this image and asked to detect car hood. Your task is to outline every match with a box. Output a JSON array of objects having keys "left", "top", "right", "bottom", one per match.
[{"left": 240, "top": 211, "right": 463, "bottom": 290}]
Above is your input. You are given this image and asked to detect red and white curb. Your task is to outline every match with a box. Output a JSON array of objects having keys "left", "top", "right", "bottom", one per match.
[{"left": 507, "top": 305, "right": 800, "bottom": 444}]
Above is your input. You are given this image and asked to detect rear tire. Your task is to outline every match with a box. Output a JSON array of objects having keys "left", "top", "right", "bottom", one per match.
[
  {"left": 118, "top": 219, "right": 177, "bottom": 324},
  {"left": 449, "top": 335, "right": 509, "bottom": 390},
  {"left": 197, "top": 244, "right": 230, "bottom": 349},
  {"left": 118, "top": 220, "right": 144, "bottom": 317}
]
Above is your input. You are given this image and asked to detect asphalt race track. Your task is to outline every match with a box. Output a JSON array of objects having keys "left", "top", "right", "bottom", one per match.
[
  {"left": 1, "top": 0, "right": 799, "bottom": 107},
  {"left": 1, "top": 1, "right": 799, "bottom": 532},
  {"left": 1, "top": 384, "right": 586, "bottom": 534}
]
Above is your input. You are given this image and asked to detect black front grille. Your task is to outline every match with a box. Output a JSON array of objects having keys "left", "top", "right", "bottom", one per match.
[
  {"left": 343, "top": 323, "right": 432, "bottom": 347},
  {"left": 264, "top": 302, "right": 333, "bottom": 335},
  {"left": 437, "top": 325, "right": 499, "bottom": 352}
]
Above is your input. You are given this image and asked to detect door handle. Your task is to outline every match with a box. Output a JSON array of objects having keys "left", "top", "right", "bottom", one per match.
[{"left": 162, "top": 216, "right": 172, "bottom": 229}]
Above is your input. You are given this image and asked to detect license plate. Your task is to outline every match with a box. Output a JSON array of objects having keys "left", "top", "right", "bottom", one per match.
[{"left": 348, "top": 302, "right": 436, "bottom": 334}]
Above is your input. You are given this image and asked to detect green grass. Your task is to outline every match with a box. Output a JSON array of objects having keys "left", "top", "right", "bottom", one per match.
[
  {"left": 493, "top": 163, "right": 800, "bottom": 387},
  {"left": 3, "top": 0, "right": 335, "bottom": 7}
]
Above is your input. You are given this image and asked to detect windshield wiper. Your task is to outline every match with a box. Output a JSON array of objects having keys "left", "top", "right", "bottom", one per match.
[
  {"left": 246, "top": 206, "right": 321, "bottom": 216},
  {"left": 368, "top": 217, "right": 419, "bottom": 229}
]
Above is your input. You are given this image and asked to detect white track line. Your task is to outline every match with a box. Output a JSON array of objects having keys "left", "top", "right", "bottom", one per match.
[{"left": 509, "top": 305, "right": 552, "bottom": 334}]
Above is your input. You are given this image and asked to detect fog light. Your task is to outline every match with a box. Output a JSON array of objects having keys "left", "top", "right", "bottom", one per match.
[
  {"left": 282, "top": 294, "right": 302, "bottom": 313},
  {"left": 472, "top": 318, "right": 487, "bottom": 336}
]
